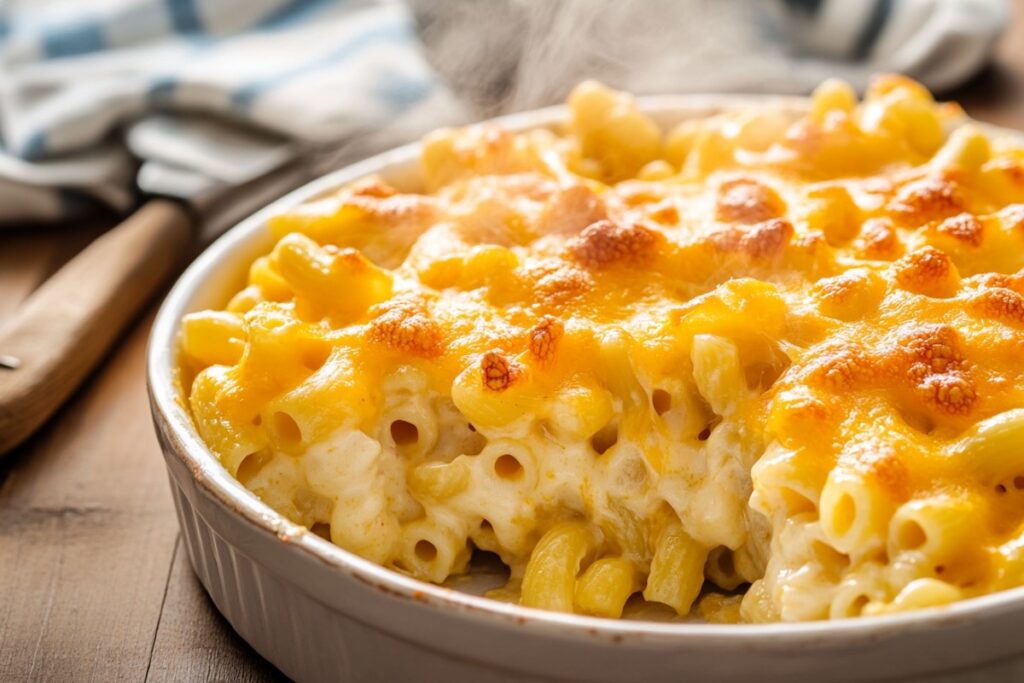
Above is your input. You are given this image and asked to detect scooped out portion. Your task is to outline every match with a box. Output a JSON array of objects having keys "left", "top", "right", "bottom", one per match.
[{"left": 180, "top": 75, "right": 1024, "bottom": 622}]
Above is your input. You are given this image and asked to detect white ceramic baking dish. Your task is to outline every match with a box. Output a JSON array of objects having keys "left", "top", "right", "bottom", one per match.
[{"left": 147, "top": 96, "right": 1024, "bottom": 682}]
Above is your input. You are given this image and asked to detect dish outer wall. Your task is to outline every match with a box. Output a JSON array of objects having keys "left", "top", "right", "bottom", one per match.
[{"left": 148, "top": 95, "right": 1024, "bottom": 683}]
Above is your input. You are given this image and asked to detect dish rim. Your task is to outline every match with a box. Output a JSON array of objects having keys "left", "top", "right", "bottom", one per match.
[{"left": 147, "top": 93, "right": 1024, "bottom": 647}]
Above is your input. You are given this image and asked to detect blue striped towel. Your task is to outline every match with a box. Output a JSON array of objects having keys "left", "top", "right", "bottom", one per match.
[
  {"left": 0, "top": 0, "right": 1009, "bottom": 223},
  {"left": 0, "top": 0, "right": 459, "bottom": 222}
]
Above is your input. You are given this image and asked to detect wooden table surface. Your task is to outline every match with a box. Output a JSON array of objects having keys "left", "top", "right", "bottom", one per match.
[{"left": 3, "top": 13, "right": 1024, "bottom": 681}]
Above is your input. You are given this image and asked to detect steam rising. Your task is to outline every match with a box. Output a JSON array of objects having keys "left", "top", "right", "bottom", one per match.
[
  {"left": 409, "top": 0, "right": 808, "bottom": 115},
  {"left": 322, "top": 0, "right": 875, "bottom": 176}
]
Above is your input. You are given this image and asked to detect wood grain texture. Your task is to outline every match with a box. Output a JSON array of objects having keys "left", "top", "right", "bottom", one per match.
[
  {"left": 0, "top": 232, "right": 278, "bottom": 681},
  {"left": 0, "top": 7, "right": 1022, "bottom": 680},
  {"left": 0, "top": 222, "right": 106, "bottom": 320},
  {"left": 0, "top": 309, "right": 176, "bottom": 681},
  {"left": 0, "top": 200, "right": 192, "bottom": 456},
  {"left": 146, "top": 541, "right": 288, "bottom": 683}
]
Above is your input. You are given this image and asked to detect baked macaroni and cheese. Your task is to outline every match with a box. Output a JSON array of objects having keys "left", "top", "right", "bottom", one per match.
[{"left": 179, "top": 75, "right": 1024, "bottom": 623}]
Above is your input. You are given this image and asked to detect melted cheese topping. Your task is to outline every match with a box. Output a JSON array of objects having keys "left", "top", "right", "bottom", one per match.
[{"left": 180, "top": 75, "right": 1024, "bottom": 622}]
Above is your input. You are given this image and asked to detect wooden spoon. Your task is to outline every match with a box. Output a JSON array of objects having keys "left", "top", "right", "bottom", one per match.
[
  {"left": 0, "top": 201, "right": 192, "bottom": 455},
  {"left": 0, "top": 150, "right": 312, "bottom": 456}
]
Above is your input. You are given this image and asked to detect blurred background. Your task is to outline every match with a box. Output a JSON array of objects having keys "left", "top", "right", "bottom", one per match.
[{"left": 0, "top": 0, "right": 1012, "bottom": 224}]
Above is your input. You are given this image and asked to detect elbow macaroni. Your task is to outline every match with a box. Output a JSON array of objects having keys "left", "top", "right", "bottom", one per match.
[{"left": 180, "top": 75, "right": 1024, "bottom": 622}]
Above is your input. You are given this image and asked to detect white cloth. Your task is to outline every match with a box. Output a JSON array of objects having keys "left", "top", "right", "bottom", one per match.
[
  {"left": 783, "top": 0, "right": 1009, "bottom": 91},
  {"left": 0, "top": 0, "right": 457, "bottom": 221},
  {"left": 0, "top": 0, "right": 1010, "bottom": 223}
]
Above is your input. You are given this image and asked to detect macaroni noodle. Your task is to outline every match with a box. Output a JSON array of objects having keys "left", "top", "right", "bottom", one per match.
[{"left": 180, "top": 75, "right": 1024, "bottom": 622}]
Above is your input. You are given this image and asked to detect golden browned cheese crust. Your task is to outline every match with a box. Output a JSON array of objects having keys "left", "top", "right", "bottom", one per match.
[{"left": 180, "top": 75, "right": 1024, "bottom": 623}]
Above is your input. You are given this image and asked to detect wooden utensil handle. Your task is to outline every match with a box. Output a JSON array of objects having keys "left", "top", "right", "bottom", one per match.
[{"left": 0, "top": 199, "right": 193, "bottom": 456}]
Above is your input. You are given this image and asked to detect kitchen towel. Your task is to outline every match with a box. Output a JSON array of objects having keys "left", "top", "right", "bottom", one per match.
[
  {"left": 0, "top": 0, "right": 1011, "bottom": 223},
  {"left": 0, "top": 0, "right": 457, "bottom": 222}
]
